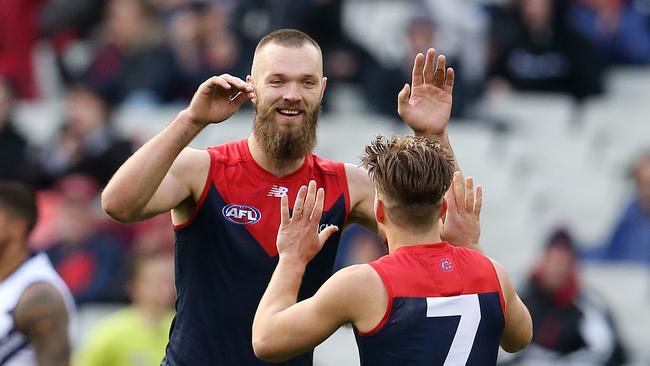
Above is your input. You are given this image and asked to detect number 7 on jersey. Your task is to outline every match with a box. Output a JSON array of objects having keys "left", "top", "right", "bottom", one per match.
[{"left": 426, "top": 294, "right": 481, "bottom": 365}]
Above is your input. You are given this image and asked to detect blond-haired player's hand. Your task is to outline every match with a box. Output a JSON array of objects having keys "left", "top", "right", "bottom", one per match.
[
  {"left": 276, "top": 180, "right": 339, "bottom": 265},
  {"left": 183, "top": 74, "right": 256, "bottom": 127},
  {"left": 398, "top": 48, "right": 454, "bottom": 137},
  {"left": 441, "top": 171, "right": 482, "bottom": 251}
]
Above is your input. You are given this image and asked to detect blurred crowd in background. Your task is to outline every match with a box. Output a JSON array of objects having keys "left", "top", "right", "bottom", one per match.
[
  {"left": 3, "top": 0, "right": 650, "bottom": 115},
  {"left": 1, "top": 0, "right": 649, "bottom": 365}
]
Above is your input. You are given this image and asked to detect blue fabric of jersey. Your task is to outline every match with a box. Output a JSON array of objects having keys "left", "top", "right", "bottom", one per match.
[{"left": 355, "top": 292, "right": 504, "bottom": 366}]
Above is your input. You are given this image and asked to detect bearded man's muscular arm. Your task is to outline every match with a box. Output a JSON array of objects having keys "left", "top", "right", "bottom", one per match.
[{"left": 102, "top": 75, "right": 255, "bottom": 223}]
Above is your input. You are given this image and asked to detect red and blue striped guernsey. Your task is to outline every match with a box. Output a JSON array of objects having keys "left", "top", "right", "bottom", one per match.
[
  {"left": 162, "top": 139, "right": 350, "bottom": 366},
  {"left": 355, "top": 242, "right": 506, "bottom": 366}
]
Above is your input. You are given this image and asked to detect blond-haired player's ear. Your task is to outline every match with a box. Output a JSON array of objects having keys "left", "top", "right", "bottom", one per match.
[
  {"left": 320, "top": 77, "right": 327, "bottom": 102},
  {"left": 439, "top": 197, "right": 448, "bottom": 221},
  {"left": 246, "top": 75, "right": 257, "bottom": 105},
  {"left": 375, "top": 198, "right": 385, "bottom": 224}
]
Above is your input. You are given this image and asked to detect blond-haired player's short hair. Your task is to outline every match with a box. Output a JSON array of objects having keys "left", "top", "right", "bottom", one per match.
[
  {"left": 361, "top": 135, "right": 454, "bottom": 230},
  {"left": 255, "top": 29, "right": 321, "bottom": 54}
]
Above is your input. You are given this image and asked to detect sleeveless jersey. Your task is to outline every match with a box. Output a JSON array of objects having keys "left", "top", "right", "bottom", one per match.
[
  {"left": 0, "top": 253, "right": 76, "bottom": 366},
  {"left": 162, "top": 139, "right": 350, "bottom": 366},
  {"left": 355, "top": 242, "right": 505, "bottom": 366}
]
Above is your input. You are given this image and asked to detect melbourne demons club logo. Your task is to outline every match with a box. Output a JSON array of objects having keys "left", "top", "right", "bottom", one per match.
[
  {"left": 222, "top": 204, "right": 262, "bottom": 225},
  {"left": 440, "top": 258, "right": 454, "bottom": 272}
]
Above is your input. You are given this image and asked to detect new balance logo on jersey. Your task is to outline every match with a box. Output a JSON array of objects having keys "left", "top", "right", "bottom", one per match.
[
  {"left": 222, "top": 204, "right": 262, "bottom": 225},
  {"left": 267, "top": 185, "right": 289, "bottom": 197}
]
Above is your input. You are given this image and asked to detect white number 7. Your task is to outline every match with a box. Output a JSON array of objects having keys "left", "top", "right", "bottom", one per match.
[{"left": 426, "top": 294, "right": 481, "bottom": 365}]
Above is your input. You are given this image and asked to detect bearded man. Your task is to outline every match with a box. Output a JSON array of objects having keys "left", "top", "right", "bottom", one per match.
[{"left": 102, "top": 29, "right": 465, "bottom": 366}]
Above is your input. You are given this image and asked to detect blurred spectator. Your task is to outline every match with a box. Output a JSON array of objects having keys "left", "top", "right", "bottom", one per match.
[
  {"left": 301, "top": 0, "right": 403, "bottom": 118},
  {"left": 511, "top": 228, "right": 626, "bottom": 365},
  {"left": 418, "top": 0, "right": 489, "bottom": 117},
  {"left": 40, "top": 0, "right": 106, "bottom": 37},
  {"left": 75, "top": 248, "right": 174, "bottom": 366},
  {"left": 34, "top": 83, "right": 132, "bottom": 187},
  {"left": 82, "top": 0, "right": 179, "bottom": 105},
  {"left": 39, "top": 0, "right": 107, "bottom": 84},
  {"left": 396, "top": 11, "right": 477, "bottom": 118},
  {"left": 46, "top": 174, "right": 127, "bottom": 304},
  {"left": 167, "top": 2, "right": 247, "bottom": 101},
  {"left": 567, "top": 0, "right": 650, "bottom": 66},
  {"left": 584, "top": 151, "right": 650, "bottom": 265},
  {"left": 201, "top": 2, "right": 246, "bottom": 77},
  {"left": 0, "top": 0, "right": 46, "bottom": 99},
  {"left": 151, "top": 0, "right": 197, "bottom": 11},
  {"left": 0, "top": 77, "right": 30, "bottom": 182},
  {"left": 488, "top": 0, "right": 603, "bottom": 100},
  {"left": 166, "top": 3, "right": 203, "bottom": 95},
  {"left": 0, "top": 180, "right": 76, "bottom": 366}
]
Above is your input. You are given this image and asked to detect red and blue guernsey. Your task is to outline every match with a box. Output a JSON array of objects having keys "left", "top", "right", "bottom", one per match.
[
  {"left": 355, "top": 242, "right": 506, "bottom": 366},
  {"left": 161, "top": 139, "right": 350, "bottom": 366}
]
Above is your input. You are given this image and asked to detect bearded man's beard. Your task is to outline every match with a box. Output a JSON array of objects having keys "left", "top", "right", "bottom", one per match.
[{"left": 253, "top": 102, "right": 320, "bottom": 161}]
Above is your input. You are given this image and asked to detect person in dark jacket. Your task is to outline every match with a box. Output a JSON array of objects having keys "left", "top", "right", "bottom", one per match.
[
  {"left": 489, "top": 0, "right": 602, "bottom": 100},
  {"left": 513, "top": 228, "right": 627, "bottom": 366}
]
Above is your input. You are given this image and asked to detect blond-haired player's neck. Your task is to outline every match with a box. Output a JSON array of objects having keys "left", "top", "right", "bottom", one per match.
[{"left": 375, "top": 192, "right": 446, "bottom": 254}]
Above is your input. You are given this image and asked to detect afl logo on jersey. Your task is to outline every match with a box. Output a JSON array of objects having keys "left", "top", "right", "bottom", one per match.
[{"left": 222, "top": 204, "right": 262, "bottom": 225}]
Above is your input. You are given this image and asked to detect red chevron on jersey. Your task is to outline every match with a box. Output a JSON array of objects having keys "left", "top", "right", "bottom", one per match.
[{"left": 175, "top": 139, "right": 350, "bottom": 257}]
